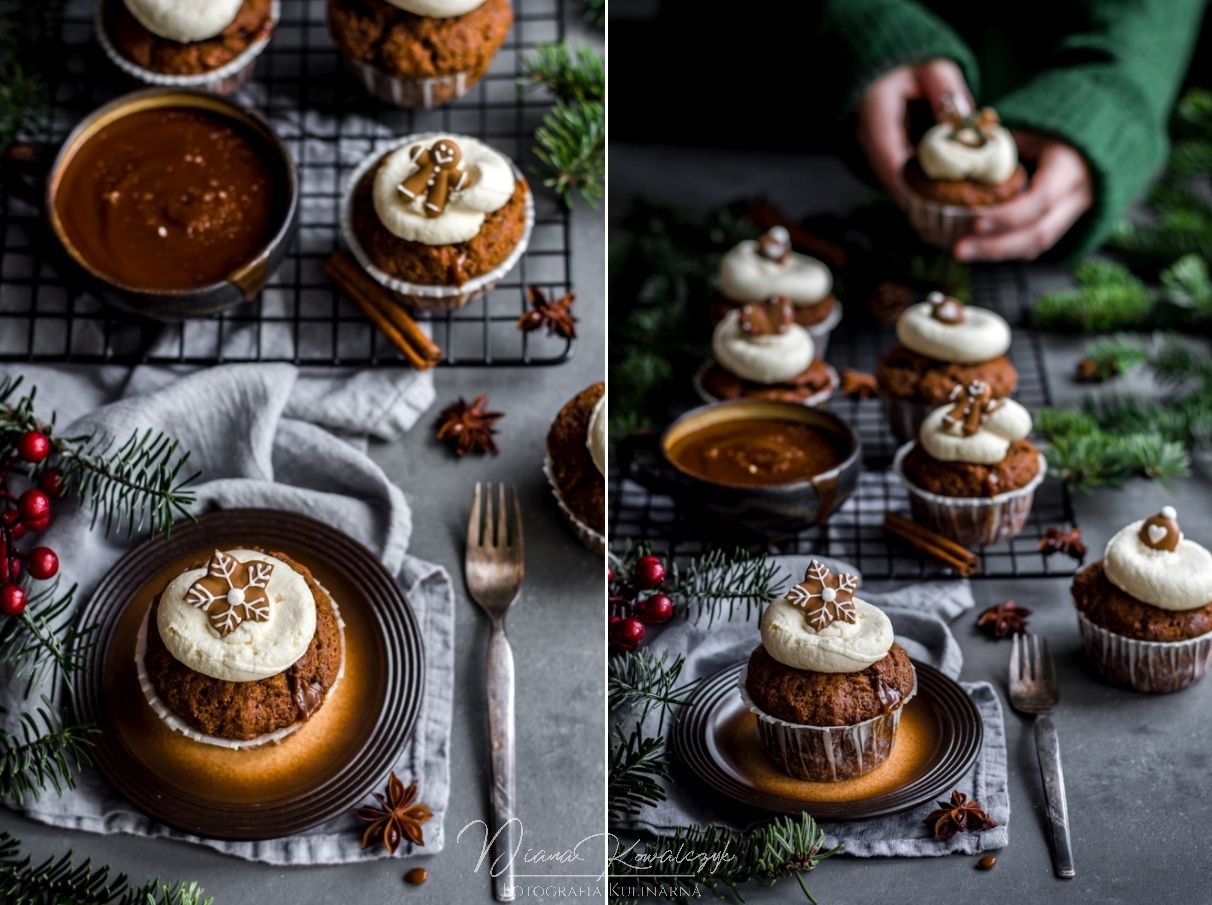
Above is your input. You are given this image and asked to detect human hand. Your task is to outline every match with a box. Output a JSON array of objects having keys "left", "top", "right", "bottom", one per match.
[
  {"left": 856, "top": 59, "right": 973, "bottom": 205},
  {"left": 954, "top": 133, "right": 1092, "bottom": 261}
]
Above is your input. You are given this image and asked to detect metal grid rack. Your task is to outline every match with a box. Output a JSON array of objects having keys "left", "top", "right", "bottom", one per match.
[
  {"left": 0, "top": 0, "right": 574, "bottom": 367},
  {"left": 610, "top": 265, "right": 1082, "bottom": 581}
]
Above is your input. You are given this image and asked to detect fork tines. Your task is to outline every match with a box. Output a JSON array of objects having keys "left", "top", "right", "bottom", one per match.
[
  {"left": 467, "top": 482, "right": 523, "bottom": 552},
  {"left": 1011, "top": 633, "right": 1057, "bottom": 689}
]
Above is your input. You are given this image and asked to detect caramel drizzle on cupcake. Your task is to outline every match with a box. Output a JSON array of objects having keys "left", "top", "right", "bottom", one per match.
[
  {"left": 739, "top": 296, "right": 794, "bottom": 337},
  {"left": 943, "top": 380, "right": 1002, "bottom": 437},
  {"left": 928, "top": 290, "right": 966, "bottom": 325},
  {"left": 785, "top": 559, "right": 859, "bottom": 631},
  {"left": 757, "top": 226, "right": 791, "bottom": 264},
  {"left": 1139, "top": 506, "right": 1182, "bottom": 552},
  {"left": 397, "top": 138, "right": 469, "bottom": 218}
]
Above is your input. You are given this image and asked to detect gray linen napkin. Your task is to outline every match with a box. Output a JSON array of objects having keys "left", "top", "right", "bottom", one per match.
[
  {"left": 0, "top": 361, "right": 451, "bottom": 864},
  {"left": 621, "top": 555, "right": 1009, "bottom": 857}
]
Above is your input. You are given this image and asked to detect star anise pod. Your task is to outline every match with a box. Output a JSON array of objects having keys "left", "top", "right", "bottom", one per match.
[
  {"left": 840, "top": 369, "right": 879, "bottom": 401},
  {"left": 976, "top": 600, "right": 1031, "bottom": 639},
  {"left": 925, "top": 790, "right": 997, "bottom": 842},
  {"left": 436, "top": 394, "right": 503, "bottom": 457},
  {"left": 354, "top": 772, "right": 433, "bottom": 855},
  {"left": 517, "top": 286, "right": 577, "bottom": 340},
  {"left": 1038, "top": 526, "right": 1087, "bottom": 560}
]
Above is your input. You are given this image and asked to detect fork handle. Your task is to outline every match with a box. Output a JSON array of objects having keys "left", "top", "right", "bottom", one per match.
[
  {"left": 487, "top": 624, "right": 517, "bottom": 901},
  {"left": 1034, "top": 715, "right": 1075, "bottom": 879}
]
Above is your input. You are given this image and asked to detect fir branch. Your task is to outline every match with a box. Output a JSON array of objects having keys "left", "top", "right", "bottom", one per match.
[
  {"left": 608, "top": 723, "right": 669, "bottom": 823},
  {"left": 608, "top": 649, "right": 703, "bottom": 731},
  {"left": 0, "top": 0, "right": 65, "bottom": 154},
  {"left": 0, "top": 832, "right": 212, "bottom": 905},
  {"left": 582, "top": 0, "right": 604, "bottom": 28},
  {"left": 0, "top": 581, "right": 93, "bottom": 691},
  {"left": 1031, "top": 259, "right": 1156, "bottom": 333},
  {"left": 0, "top": 704, "right": 94, "bottom": 804},
  {"left": 521, "top": 43, "right": 604, "bottom": 104},
  {"left": 533, "top": 100, "right": 605, "bottom": 208},
  {"left": 57, "top": 428, "right": 199, "bottom": 539},
  {"left": 1082, "top": 334, "right": 1151, "bottom": 379},
  {"left": 665, "top": 550, "right": 787, "bottom": 625}
]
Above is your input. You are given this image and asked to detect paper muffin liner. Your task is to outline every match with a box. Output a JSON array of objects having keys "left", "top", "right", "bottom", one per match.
[
  {"left": 739, "top": 664, "right": 916, "bottom": 782},
  {"left": 96, "top": 0, "right": 280, "bottom": 96},
  {"left": 903, "top": 190, "right": 980, "bottom": 250},
  {"left": 693, "top": 361, "right": 839, "bottom": 409},
  {"left": 134, "top": 581, "right": 347, "bottom": 750},
  {"left": 1076, "top": 610, "right": 1212, "bottom": 694},
  {"left": 340, "top": 132, "right": 535, "bottom": 312},
  {"left": 893, "top": 442, "right": 1047, "bottom": 547},
  {"left": 543, "top": 454, "right": 605, "bottom": 556},
  {"left": 343, "top": 57, "right": 485, "bottom": 109},
  {"left": 880, "top": 392, "right": 937, "bottom": 444},
  {"left": 804, "top": 302, "right": 843, "bottom": 362}
]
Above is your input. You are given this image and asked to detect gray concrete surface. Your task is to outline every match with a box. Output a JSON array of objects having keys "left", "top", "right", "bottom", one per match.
[{"left": 611, "top": 145, "right": 1212, "bottom": 904}]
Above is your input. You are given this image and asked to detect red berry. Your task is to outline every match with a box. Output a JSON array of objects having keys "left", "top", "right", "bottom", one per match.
[
  {"left": 639, "top": 593, "right": 675, "bottom": 625},
  {"left": 17, "top": 430, "right": 52, "bottom": 464},
  {"left": 18, "top": 489, "right": 50, "bottom": 524},
  {"left": 612, "top": 616, "right": 646, "bottom": 651},
  {"left": 607, "top": 567, "right": 614, "bottom": 584},
  {"left": 0, "top": 584, "right": 27, "bottom": 617},
  {"left": 23, "top": 515, "right": 50, "bottom": 533},
  {"left": 633, "top": 554, "right": 666, "bottom": 590},
  {"left": 38, "top": 468, "right": 65, "bottom": 499},
  {"left": 27, "top": 547, "right": 58, "bottom": 581},
  {"left": 9, "top": 523, "right": 25, "bottom": 540}
]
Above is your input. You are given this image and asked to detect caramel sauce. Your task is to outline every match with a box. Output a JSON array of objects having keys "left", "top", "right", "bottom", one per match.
[
  {"left": 668, "top": 419, "right": 849, "bottom": 487},
  {"left": 55, "top": 107, "right": 288, "bottom": 291}
]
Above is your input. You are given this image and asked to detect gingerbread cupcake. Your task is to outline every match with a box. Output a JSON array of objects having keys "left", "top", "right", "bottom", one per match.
[
  {"left": 97, "top": 0, "right": 278, "bottom": 94},
  {"left": 697, "top": 298, "right": 838, "bottom": 406},
  {"left": 710, "top": 227, "right": 842, "bottom": 358},
  {"left": 342, "top": 133, "right": 533, "bottom": 311},
  {"left": 327, "top": 0, "right": 513, "bottom": 108},
  {"left": 876, "top": 292, "right": 1017, "bottom": 442},
  {"left": 1073, "top": 507, "right": 1212, "bottom": 693},
  {"left": 545, "top": 383, "right": 605, "bottom": 554},
  {"left": 894, "top": 382, "right": 1045, "bottom": 547},
  {"left": 902, "top": 103, "right": 1027, "bottom": 248},
  {"left": 741, "top": 559, "right": 916, "bottom": 781},
  {"left": 136, "top": 548, "right": 345, "bottom": 748}
]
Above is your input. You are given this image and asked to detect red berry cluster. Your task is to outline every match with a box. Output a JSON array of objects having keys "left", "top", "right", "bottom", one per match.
[
  {"left": 1, "top": 430, "right": 63, "bottom": 618},
  {"left": 609, "top": 553, "right": 674, "bottom": 652}
]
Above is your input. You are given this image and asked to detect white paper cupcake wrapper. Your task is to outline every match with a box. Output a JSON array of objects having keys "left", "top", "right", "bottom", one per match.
[
  {"left": 96, "top": 0, "right": 280, "bottom": 95},
  {"left": 903, "top": 191, "right": 980, "bottom": 249},
  {"left": 344, "top": 57, "right": 479, "bottom": 109},
  {"left": 134, "top": 581, "right": 347, "bottom": 750},
  {"left": 543, "top": 455, "right": 605, "bottom": 556},
  {"left": 340, "top": 132, "right": 535, "bottom": 312},
  {"left": 693, "top": 361, "right": 838, "bottom": 409},
  {"left": 739, "top": 664, "right": 916, "bottom": 782},
  {"left": 893, "top": 442, "right": 1047, "bottom": 547},
  {"left": 804, "top": 302, "right": 843, "bottom": 362},
  {"left": 1076, "top": 610, "right": 1212, "bottom": 694}
]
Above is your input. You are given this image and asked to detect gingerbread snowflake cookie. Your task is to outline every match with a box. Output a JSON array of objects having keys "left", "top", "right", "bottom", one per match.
[
  {"left": 785, "top": 559, "right": 860, "bottom": 631},
  {"left": 186, "top": 549, "right": 275, "bottom": 637}
]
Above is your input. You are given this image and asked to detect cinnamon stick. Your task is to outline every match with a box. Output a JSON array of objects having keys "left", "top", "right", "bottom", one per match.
[
  {"left": 326, "top": 250, "right": 443, "bottom": 369},
  {"left": 882, "top": 511, "right": 980, "bottom": 577},
  {"left": 743, "top": 200, "right": 847, "bottom": 270}
]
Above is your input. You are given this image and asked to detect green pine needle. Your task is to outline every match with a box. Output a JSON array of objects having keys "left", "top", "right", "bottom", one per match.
[
  {"left": 0, "top": 0, "right": 65, "bottom": 153},
  {"left": 0, "top": 581, "right": 94, "bottom": 692},
  {"left": 608, "top": 649, "right": 703, "bottom": 731},
  {"left": 608, "top": 723, "right": 669, "bottom": 823},
  {"left": 0, "top": 705, "right": 94, "bottom": 804},
  {"left": 582, "top": 0, "right": 604, "bottom": 28},
  {"left": 521, "top": 43, "right": 604, "bottom": 104}
]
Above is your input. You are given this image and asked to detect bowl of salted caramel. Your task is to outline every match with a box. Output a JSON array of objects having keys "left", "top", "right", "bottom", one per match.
[
  {"left": 650, "top": 399, "right": 862, "bottom": 537},
  {"left": 46, "top": 88, "right": 299, "bottom": 319}
]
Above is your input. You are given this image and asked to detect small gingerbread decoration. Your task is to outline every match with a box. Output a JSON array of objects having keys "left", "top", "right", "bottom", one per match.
[
  {"left": 785, "top": 560, "right": 860, "bottom": 631},
  {"left": 757, "top": 226, "right": 791, "bottom": 264},
  {"left": 397, "top": 138, "right": 470, "bottom": 219},
  {"left": 939, "top": 93, "right": 999, "bottom": 147},
  {"left": 1139, "top": 506, "right": 1182, "bottom": 552},
  {"left": 928, "top": 291, "right": 966, "bottom": 325},
  {"left": 943, "top": 380, "right": 1002, "bottom": 437},
  {"left": 739, "top": 296, "right": 794, "bottom": 337}
]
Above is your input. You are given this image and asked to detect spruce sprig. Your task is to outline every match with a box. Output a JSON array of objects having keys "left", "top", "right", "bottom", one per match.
[
  {"left": 522, "top": 43, "right": 604, "bottom": 103},
  {"left": 0, "top": 704, "right": 94, "bottom": 804},
  {"left": 0, "top": 832, "right": 212, "bottom": 905},
  {"left": 608, "top": 723, "right": 669, "bottom": 823},
  {"left": 0, "top": 580, "right": 92, "bottom": 692},
  {"left": 582, "top": 0, "right": 604, "bottom": 28},
  {"left": 0, "top": 0, "right": 65, "bottom": 155},
  {"left": 609, "top": 649, "right": 703, "bottom": 731}
]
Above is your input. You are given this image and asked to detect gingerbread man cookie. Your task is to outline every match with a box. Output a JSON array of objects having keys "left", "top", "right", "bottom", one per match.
[{"left": 398, "top": 138, "right": 470, "bottom": 218}]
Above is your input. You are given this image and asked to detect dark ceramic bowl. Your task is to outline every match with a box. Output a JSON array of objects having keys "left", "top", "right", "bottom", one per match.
[
  {"left": 625, "top": 399, "right": 862, "bottom": 538},
  {"left": 45, "top": 88, "right": 299, "bottom": 320}
]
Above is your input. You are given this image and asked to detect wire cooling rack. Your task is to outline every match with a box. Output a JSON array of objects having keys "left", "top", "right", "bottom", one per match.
[
  {"left": 610, "top": 265, "right": 1083, "bottom": 581},
  {"left": 0, "top": 0, "right": 574, "bottom": 367}
]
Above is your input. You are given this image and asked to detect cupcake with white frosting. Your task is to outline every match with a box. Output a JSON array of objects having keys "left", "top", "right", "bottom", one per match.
[
  {"left": 544, "top": 383, "right": 605, "bottom": 554},
  {"left": 327, "top": 0, "right": 513, "bottom": 108},
  {"left": 342, "top": 133, "right": 533, "bottom": 310},
  {"left": 98, "top": 0, "right": 279, "bottom": 94},
  {"left": 741, "top": 559, "right": 916, "bottom": 781},
  {"left": 696, "top": 297, "right": 838, "bottom": 407},
  {"left": 894, "top": 381, "right": 1045, "bottom": 546},
  {"left": 876, "top": 292, "right": 1018, "bottom": 442},
  {"left": 1073, "top": 507, "right": 1212, "bottom": 693},
  {"left": 136, "top": 548, "right": 345, "bottom": 748},
  {"left": 710, "top": 227, "right": 843, "bottom": 358},
  {"left": 902, "top": 104, "right": 1027, "bottom": 248}
]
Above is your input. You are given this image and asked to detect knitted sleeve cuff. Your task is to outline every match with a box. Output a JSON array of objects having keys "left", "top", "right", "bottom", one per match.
[{"left": 995, "top": 68, "right": 1170, "bottom": 256}]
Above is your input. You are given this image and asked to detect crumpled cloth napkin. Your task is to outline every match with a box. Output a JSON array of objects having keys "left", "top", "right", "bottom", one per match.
[
  {"left": 0, "top": 361, "right": 452, "bottom": 864},
  {"left": 619, "top": 555, "right": 1009, "bottom": 857}
]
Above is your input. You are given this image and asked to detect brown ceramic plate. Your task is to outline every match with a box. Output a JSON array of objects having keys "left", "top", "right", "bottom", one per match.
[
  {"left": 72, "top": 509, "right": 424, "bottom": 840},
  {"left": 671, "top": 659, "right": 982, "bottom": 820}
]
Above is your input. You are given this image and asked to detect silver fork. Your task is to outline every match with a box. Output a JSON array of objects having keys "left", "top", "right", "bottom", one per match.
[
  {"left": 465, "top": 482, "right": 525, "bottom": 902},
  {"left": 1008, "top": 634, "right": 1075, "bottom": 879}
]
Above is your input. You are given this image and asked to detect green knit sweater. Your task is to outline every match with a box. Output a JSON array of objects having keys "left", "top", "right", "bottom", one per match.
[{"left": 818, "top": 0, "right": 1207, "bottom": 255}]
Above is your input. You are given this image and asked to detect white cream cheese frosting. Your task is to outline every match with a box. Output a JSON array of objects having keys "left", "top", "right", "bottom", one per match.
[
  {"left": 123, "top": 0, "right": 244, "bottom": 43},
  {"left": 917, "top": 121, "right": 1018, "bottom": 185},
  {"left": 156, "top": 549, "right": 317, "bottom": 682},
  {"left": 383, "top": 0, "right": 487, "bottom": 15},
  {"left": 919, "top": 396, "right": 1032, "bottom": 465},
  {"left": 712, "top": 309, "right": 815, "bottom": 385},
  {"left": 586, "top": 394, "right": 606, "bottom": 477},
  {"left": 373, "top": 135, "right": 515, "bottom": 246},
  {"left": 1103, "top": 508, "right": 1212, "bottom": 611},
  {"left": 718, "top": 240, "right": 832, "bottom": 306},
  {"left": 761, "top": 596, "right": 894, "bottom": 674},
  {"left": 896, "top": 297, "right": 1011, "bottom": 364}
]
